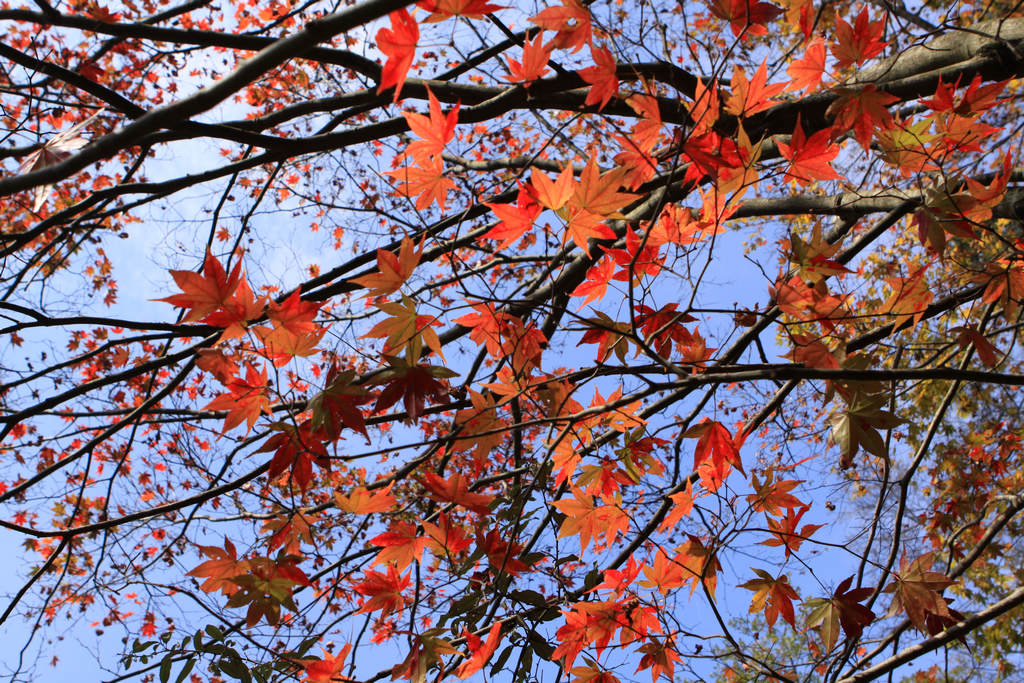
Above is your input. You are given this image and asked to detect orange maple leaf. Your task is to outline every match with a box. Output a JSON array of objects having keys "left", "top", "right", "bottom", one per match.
[
  {"left": 187, "top": 538, "right": 249, "bottom": 596},
  {"left": 157, "top": 250, "right": 242, "bottom": 323},
  {"left": 530, "top": 0, "right": 592, "bottom": 52},
  {"left": 746, "top": 470, "right": 805, "bottom": 517},
  {"left": 724, "top": 60, "right": 785, "bottom": 117},
  {"left": 450, "top": 390, "right": 506, "bottom": 471},
  {"left": 658, "top": 477, "right": 695, "bottom": 532},
  {"left": 370, "top": 520, "right": 430, "bottom": 570},
  {"left": 455, "top": 622, "right": 503, "bottom": 679},
  {"left": 401, "top": 88, "right": 460, "bottom": 163},
  {"left": 552, "top": 488, "right": 629, "bottom": 552},
  {"left": 417, "top": 0, "right": 504, "bottom": 22},
  {"left": 635, "top": 636, "right": 683, "bottom": 683},
  {"left": 571, "top": 158, "right": 637, "bottom": 216},
  {"left": 361, "top": 295, "right": 444, "bottom": 361},
  {"left": 506, "top": 31, "right": 552, "bottom": 83},
  {"left": 376, "top": 9, "right": 419, "bottom": 101},
  {"left": 204, "top": 362, "right": 271, "bottom": 434},
  {"left": 351, "top": 235, "right": 423, "bottom": 297},
  {"left": 831, "top": 8, "right": 887, "bottom": 69},
  {"left": 883, "top": 264, "right": 934, "bottom": 329},
  {"left": 531, "top": 164, "right": 575, "bottom": 211},
  {"left": 334, "top": 483, "right": 396, "bottom": 514},
  {"left": 564, "top": 207, "right": 616, "bottom": 255},
  {"left": 196, "top": 347, "right": 238, "bottom": 384},
  {"left": 303, "top": 644, "right": 353, "bottom": 683},
  {"left": 386, "top": 156, "right": 456, "bottom": 210},
  {"left": 255, "top": 324, "right": 327, "bottom": 367},
  {"left": 787, "top": 38, "right": 826, "bottom": 93},
  {"left": 883, "top": 552, "right": 957, "bottom": 632},
  {"left": 421, "top": 513, "right": 473, "bottom": 558}
]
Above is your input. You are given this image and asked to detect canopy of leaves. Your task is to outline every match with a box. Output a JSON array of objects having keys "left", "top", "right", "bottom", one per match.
[{"left": 2, "top": 0, "right": 1024, "bottom": 682}]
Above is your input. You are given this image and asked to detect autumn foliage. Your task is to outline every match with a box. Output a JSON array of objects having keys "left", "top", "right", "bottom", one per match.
[{"left": 3, "top": 0, "right": 1024, "bottom": 682}]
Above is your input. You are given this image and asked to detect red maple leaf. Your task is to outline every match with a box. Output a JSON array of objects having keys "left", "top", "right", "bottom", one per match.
[
  {"left": 370, "top": 520, "right": 430, "bottom": 570},
  {"left": 422, "top": 471, "right": 495, "bottom": 515},
  {"left": 740, "top": 569, "right": 801, "bottom": 627},
  {"left": 477, "top": 529, "right": 533, "bottom": 576},
  {"left": 370, "top": 356, "right": 457, "bottom": 421},
  {"left": 708, "top": 0, "right": 783, "bottom": 37},
  {"left": 759, "top": 505, "right": 824, "bottom": 557},
  {"left": 806, "top": 576, "right": 876, "bottom": 650},
  {"left": 257, "top": 421, "right": 329, "bottom": 492},
  {"left": 687, "top": 418, "right": 744, "bottom": 477},
  {"left": 778, "top": 115, "right": 842, "bottom": 184},
  {"left": 570, "top": 256, "right": 616, "bottom": 309},
  {"left": 922, "top": 74, "right": 1006, "bottom": 117},
  {"left": 579, "top": 45, "right": 618, "bottom": 110},
  {"left": 827, "top": 84, "right": 898, "bottom": 150},
  {"left": 267, "top": 288, "right": 322, "bottom": 337},
  {"left": 201, "top": 277, "right": 266, "bottom": 340},
  {"left": 308, "top": 366, "right": 371, "bottom": 440},
  {"left": 483, "top": 188, "right": 542, "bottom": 250},
  {"left": 352, "top": 565, "right": 410, "bottom": 617}
]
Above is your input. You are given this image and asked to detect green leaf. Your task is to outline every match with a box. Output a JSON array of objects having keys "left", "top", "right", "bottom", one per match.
[
  {"left": 526, "top": 629, "right": 555, "bottom": 660},
  {"left": 490, "top": 644, "right": 515, "bottom": 677},
  {"left": 159, "top": 657, "right": 173, "bottom": 683},
  {"left": 175, "top": 659, "right": 196, "bottom": 683},
  {"left": 509, "top": 589, "right": 547, "bottom": 608}
]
